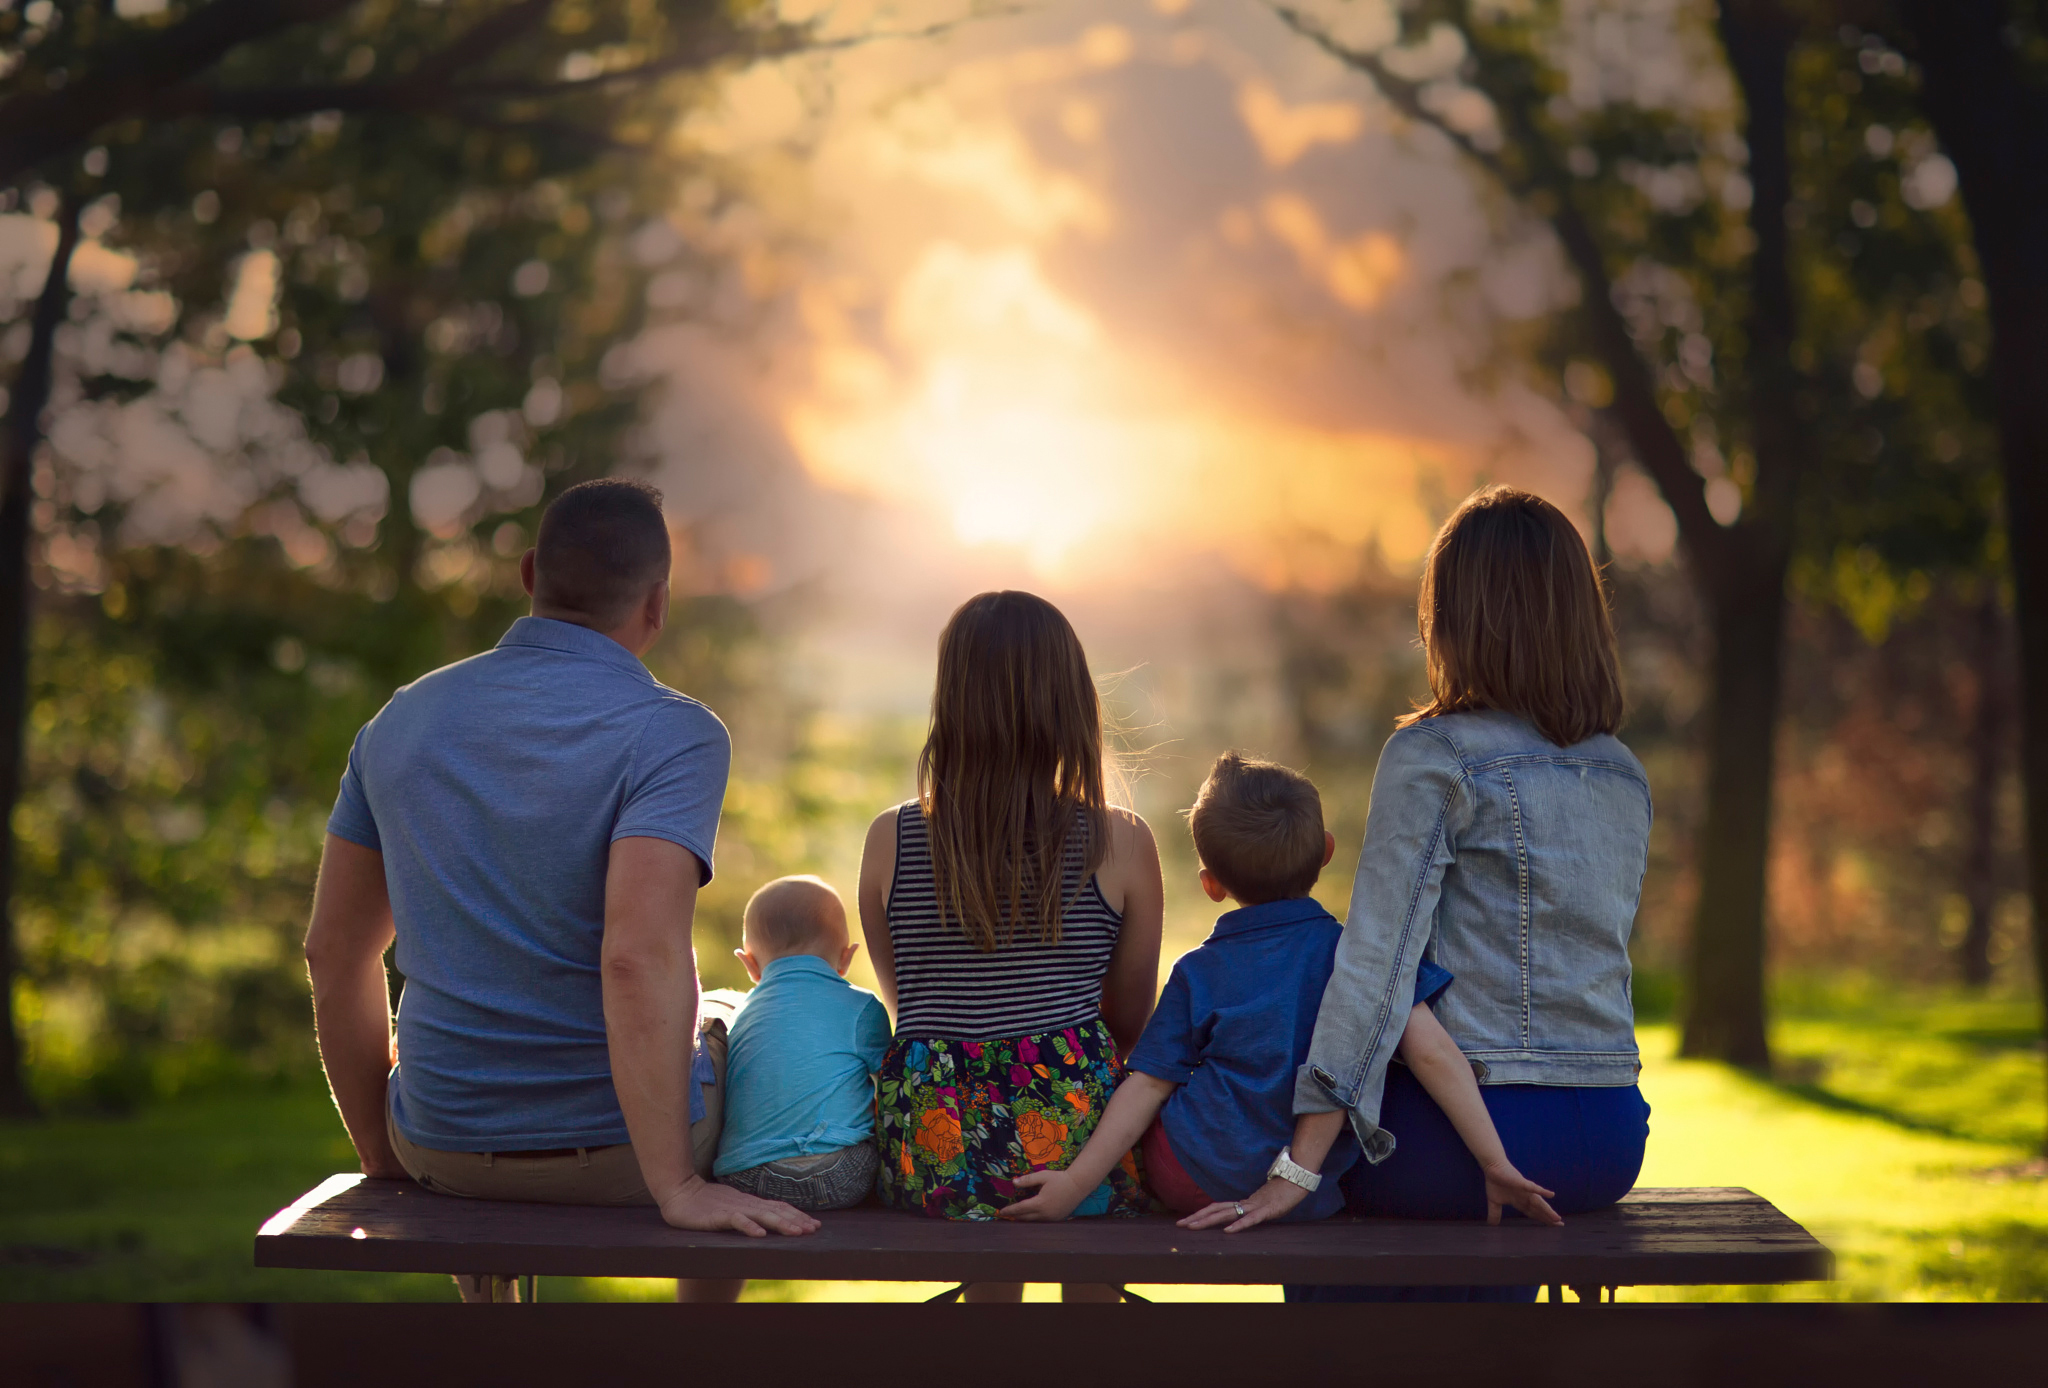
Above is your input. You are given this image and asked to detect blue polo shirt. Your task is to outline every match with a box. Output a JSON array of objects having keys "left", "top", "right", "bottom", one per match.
[
  {"left": 1126, "top": 897, "right": 1452, "bottom": 1221},
  {"left": 714, "top": 955, "right": 892, "bottom": 1176},
  {"left": 328, "top": 616, "right": 731, "bottom": 1152}
]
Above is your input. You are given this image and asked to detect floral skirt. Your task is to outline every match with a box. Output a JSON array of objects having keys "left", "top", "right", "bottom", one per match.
[{"left": 875, "top": 1017, "right": 1154, "bottom": 1222}]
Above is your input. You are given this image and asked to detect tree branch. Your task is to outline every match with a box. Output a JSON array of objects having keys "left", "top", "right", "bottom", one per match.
[
  {"left": 146, "top": 11, "right": 807, "bottom": 133},
  {"left": 1269, "top": 1, "right": 1733, "bottom": 588},
  {"left": 0, "top": 0, "right": 362, "bottom": 188}
]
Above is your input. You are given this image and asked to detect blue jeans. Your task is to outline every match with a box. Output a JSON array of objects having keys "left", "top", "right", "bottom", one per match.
[{"left": 1284, "top": 1065, "right": 1650, "bottom": 1303}]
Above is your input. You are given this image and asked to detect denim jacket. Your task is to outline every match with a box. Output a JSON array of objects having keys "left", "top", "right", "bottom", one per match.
[{"left": 1294, "top": 709, "right": 1651, "bottom": 1163}]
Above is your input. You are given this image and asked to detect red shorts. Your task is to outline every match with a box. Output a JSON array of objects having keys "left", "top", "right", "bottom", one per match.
[{"left": 1141, "top": 1116, "right": 1212, "bottom": 1214}]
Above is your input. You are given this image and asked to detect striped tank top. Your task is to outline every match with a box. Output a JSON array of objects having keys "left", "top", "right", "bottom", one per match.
[{"left": 887, "top": 801, "right": 1123, "bottom": 1040}]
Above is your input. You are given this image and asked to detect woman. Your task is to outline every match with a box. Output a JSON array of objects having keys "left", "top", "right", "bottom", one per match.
[
  {"left": 859, "top": 590, "right": 1164, "bottom": 1302},
  {"left": 1186, "top": 486, "right": 1652, "bottom": 1303}
]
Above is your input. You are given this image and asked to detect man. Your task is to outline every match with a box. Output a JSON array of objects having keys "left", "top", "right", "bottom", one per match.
[{"left": 305, "top": 479, "right": 817, "bottom": 1287}]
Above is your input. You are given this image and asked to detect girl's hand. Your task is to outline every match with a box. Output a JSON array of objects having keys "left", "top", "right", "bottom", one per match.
[
  {"left": 998, "top": 1169, "right": 1084, "bottom": 1222},
  {"left": 1482, "top": 1159, "right": 1562, "bottom": 1226},
  {"left": 1177, "top": 1176, "right": 1308, "bottom": 1233}
]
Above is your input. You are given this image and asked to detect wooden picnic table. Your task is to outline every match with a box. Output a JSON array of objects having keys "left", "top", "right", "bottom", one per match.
[{"left": 256, "top": 1176, "right": 1830, "bottom": 1301}]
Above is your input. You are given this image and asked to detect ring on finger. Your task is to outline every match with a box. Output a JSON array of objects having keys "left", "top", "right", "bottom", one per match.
[{"left": 1233, "top": 1202, "right": 1246, "bottom": 1218}]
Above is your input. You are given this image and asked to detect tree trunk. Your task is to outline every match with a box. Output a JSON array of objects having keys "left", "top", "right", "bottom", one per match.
[
  {"left": 1959, "top": 591, "right": 2009, "bottom": 988},
  {"left": 1899, "top": 0, "right": 2048, "bottom": 1147},
  {"left": 1673, "top": 1, "right": 1803, "bottom": 1069},
  {"left": 1286, "top": 0, "right": 1808, "bottom": 1068},
  {"left": 0, "top": 195, "right": 82, "bottom": 1119},
  {"left": 1679, "top": 557, "right": 1787, "bottom": 1067}
]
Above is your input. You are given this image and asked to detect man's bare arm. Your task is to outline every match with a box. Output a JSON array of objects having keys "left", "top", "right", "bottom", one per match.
[
  {"left": 603, "top": 836, "right": 818, "bottom": 1237},
  {"left": 304, "top": 834, "right": 404, "bottom": 1179}
]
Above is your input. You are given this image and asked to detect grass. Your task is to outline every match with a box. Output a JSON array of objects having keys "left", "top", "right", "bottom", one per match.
[{"left": 0, "top": 986, "right": 2040, "bottom": 1303}]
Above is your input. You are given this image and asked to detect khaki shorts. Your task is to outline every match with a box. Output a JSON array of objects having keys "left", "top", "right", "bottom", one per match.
[{"left": 388, "top": 1001, "right": 730, "bottom": 1206}]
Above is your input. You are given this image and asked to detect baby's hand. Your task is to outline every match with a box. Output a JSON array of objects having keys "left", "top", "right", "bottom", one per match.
[{"left": 997, "top": 1169, "right": 1081, "bottom": 1222}]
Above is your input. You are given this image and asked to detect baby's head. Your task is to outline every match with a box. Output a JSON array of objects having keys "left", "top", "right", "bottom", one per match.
[
  {"left": 1187, "top": 752, "right": 1336, "bottom": 907},
  {"left": 735, "top": 875, "right": 858, "bottom": 983}
]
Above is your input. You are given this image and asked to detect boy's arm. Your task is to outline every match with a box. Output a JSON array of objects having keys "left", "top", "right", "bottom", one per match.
[
  {"left": 1181, "top": 1006, "right": 1563, "bottom": 1232},
  {"left": 1395, "top": 1004, "right": 1562, "bottom": 1226},
  {"left": 998, "top": 1071, "right": 1178, "bottom": 1221}
]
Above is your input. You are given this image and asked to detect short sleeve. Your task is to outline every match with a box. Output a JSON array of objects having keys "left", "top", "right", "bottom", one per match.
[
  {"left": 613, "top": 698, "right": 732, "bottom": 884},
  {"left": 326, "top": 724, "right": 381, "bottom": 851},
  {"left": 854, "top": 994, "right": 892, "bottom": 1073},
  {"left": 1413, "top": 958, "right": 1453, "bottom": 1008},
  {"left": 1126, "top": 964, "right": 1199, "bottom": 1085}
]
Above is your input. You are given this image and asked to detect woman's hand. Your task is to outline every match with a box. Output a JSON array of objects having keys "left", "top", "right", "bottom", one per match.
[
  {"left": 1482, "top": 1158, "right": 1562, "bottom": 1226},
  {"left": 1177, "top": 1175, "right": 1309, "bottom": 1233},
  {"left": 997, "top": 1169, "right": 1085, "bottom": 1222}
]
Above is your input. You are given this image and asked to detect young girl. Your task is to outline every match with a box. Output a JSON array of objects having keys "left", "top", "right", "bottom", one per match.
[{"left": 859, "top": 591, "right": 1163, "bottom": 1301}]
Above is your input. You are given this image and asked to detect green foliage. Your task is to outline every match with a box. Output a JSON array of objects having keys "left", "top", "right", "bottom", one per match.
[
  {"left": 1309, "top": 3, "right": 2006, "bottom": 636},
  {"left": 13, "top": 597, "right": 344, "bottom": 1108},
  {"left": 0, "top": 1, "right": 818, "bottom": 1104},
  {"left": 1783, "top": 26, "right": 2005, "bottom": 639}
]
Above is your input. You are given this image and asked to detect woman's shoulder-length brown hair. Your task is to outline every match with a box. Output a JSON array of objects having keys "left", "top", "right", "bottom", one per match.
[
  {"left": 917, "top": 590, "right": 1109, "bottom": 951},
  {"left": 1399, "top": 485, "right": 1624, "bottom": 748}
]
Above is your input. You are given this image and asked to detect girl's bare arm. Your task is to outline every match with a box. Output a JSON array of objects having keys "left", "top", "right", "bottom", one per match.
[
  {"left": 856, "top": 809, "right": 899, "bottom": 1016},
  {"left": 1097, "top": 810, "right": 1163, "bottom": 1059}
]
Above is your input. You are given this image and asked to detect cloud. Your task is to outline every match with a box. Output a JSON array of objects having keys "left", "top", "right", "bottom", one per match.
[
  {"left": 647, "top": 0, "right": 1595, "bottom": 602},
  {"left": 1235, "top": 81, "right": 1364, "bottom": 168}
]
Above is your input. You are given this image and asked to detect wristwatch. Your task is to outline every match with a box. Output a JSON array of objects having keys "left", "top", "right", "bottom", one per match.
[{"left": 1266, "top": 1146, "right": 1322, "bottom": 1192}]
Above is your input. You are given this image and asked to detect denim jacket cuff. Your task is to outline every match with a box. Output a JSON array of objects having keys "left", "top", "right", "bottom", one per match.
[
  {"left": 1348, "top": 1110, "right": 1396, "bottom": 1165},
  {"left": 1292, "top": 1063, "right": 1348, "bottom": 1115}
]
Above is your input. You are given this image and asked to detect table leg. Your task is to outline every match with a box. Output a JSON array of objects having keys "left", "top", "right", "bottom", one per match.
[{"left": 925, "top": 1285, "right": 967, "bottom": 1304}]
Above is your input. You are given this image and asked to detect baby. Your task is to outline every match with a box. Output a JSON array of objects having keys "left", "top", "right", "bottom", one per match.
[{"left": 713, "top": 875, "right": 891, "bottom": 1212}]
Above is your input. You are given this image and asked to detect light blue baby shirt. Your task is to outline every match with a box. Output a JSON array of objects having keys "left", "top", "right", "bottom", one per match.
[{"left": 714, "top": 955, "right": 892, "bottom": 1176}]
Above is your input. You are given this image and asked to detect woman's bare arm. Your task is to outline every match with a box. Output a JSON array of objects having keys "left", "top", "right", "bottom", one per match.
[
  {"left": 857, "top": 808, "right": 900, "bottom": 1016},
  {"left": 1096, "top": 809, "right": 1163, "bottom": 1059}
]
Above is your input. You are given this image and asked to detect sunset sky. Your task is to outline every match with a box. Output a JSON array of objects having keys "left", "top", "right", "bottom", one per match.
[{"left": 638, "top": 0, "right": 1684, "bottom": 713}]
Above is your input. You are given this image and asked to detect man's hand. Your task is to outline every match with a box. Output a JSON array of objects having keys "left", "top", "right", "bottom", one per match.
[
  {"left": 1482, "top": 1158, "right": 1562, "bottom": 1226},
  {"left": 1177, "top": 1174, "right": 1309, "bottom": 1233},
  {"left": 998, "top": 1169, "right": 1086, "bottom": 1222},
  {"left": 658, "top": 1176, "right": 820, "bottom": 1237},
  {"left": 361, "top": 1152, "right": 410, "bottom": 1181}
]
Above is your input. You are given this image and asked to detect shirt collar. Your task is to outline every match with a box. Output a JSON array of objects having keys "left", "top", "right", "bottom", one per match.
[
  {"left": 1206, "top": 896, "right": 1336, "bottom": 942},
  {"left": 496, "top": 616, "right": 652, "bottom": 679},
  {"left": 758, "top": 954, "right": 844, "bottom": 984}
]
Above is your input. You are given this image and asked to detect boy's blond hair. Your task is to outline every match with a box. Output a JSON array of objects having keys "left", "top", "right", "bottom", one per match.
[{"left": 1187, "top": 753, "right": 1325, "bottom": 904}]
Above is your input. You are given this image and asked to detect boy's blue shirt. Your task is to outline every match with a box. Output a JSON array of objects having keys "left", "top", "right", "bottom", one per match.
[
  {"left": 1126, "top": 897, "right": 1452, "bottom": 1221},
  {"left": 714, "top": 954, "right": 892, "bottom": 1176}
]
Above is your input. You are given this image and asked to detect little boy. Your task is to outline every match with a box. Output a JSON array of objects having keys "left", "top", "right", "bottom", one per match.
[
  {"left": 1001, "top": 752, "right": 1491, "bottom": 1225},
  {"left": 713, "top": 875, "right": 891, "bottom": 1212}
]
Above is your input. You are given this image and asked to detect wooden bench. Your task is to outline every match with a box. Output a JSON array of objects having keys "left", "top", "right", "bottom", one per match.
[{"left": 256, "top": 1176, "right": 1830, "bottom": 1303}]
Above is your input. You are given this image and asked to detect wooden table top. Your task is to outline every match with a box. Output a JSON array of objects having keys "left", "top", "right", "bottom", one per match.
[{"left": 255, "top": 1178, "right": 1831, "bottom": 1287}]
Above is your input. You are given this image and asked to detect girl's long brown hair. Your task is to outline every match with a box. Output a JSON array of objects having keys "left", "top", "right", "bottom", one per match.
[
  {"left": 918, "top": 591, "right": 1109, "bottom": 951},
  {"left": 1400, "top": 485, "right": 1624, "bottom": 747}
]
